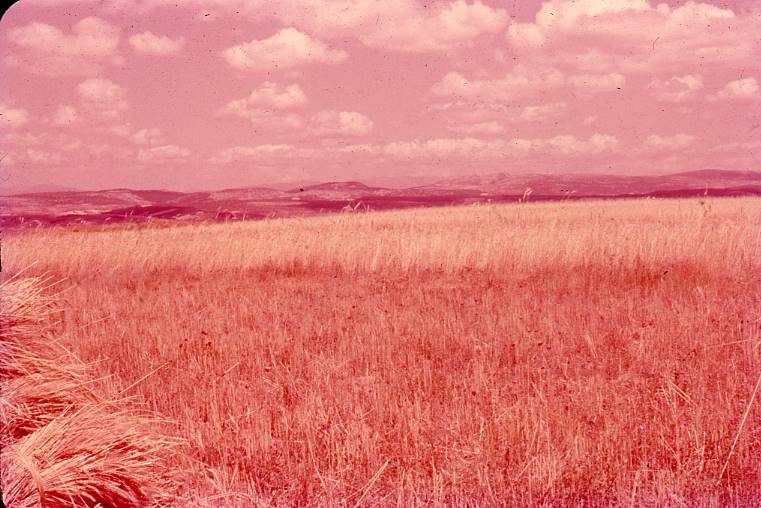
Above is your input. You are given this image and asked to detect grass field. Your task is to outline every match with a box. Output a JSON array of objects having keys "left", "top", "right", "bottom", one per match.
[{"left": 2, "top": 197, "right": 761, "bottom": 506}]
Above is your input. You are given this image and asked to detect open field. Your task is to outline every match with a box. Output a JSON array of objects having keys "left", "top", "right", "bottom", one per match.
[{"left": 2, "top": 197, "right": 761, "bottom": 505}]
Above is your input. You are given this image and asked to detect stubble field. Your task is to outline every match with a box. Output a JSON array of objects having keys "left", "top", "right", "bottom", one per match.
[{"left": 2, "top": 197, "right": 761, "bottom": 506}]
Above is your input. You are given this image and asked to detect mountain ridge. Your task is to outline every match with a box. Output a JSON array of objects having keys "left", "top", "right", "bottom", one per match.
[{"left": 3, "top": 169, "right": 760, "bottom": 227}]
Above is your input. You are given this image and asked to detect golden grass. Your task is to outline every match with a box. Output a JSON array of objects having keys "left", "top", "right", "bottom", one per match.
[
  {"left": 4, "top": 198, "right": 757, "bottom": 279},
  {"left": 0, "top": 278, "right": 180, "bottom": 507},
  {"left": 3, "top": 197, "right": 761, "bottom": 505}
]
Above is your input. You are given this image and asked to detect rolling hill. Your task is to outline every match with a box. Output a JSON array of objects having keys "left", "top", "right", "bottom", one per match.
[{"left": 2, "top": 169, "right": 760, "bottom": 227}]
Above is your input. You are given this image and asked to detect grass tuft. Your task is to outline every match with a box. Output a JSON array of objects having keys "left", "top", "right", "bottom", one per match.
[{"left": 0, "top": 277, "right": 181, "bottom": 508}]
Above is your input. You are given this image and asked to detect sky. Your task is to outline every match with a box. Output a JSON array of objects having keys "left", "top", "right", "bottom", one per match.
[{"left": 0, "top": 0, "right": 760, "bottom": 191}]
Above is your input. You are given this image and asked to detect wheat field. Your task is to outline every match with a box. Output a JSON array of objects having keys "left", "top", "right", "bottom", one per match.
[{"left": 2, "top": 197, "right": 761, "bottom": 506}]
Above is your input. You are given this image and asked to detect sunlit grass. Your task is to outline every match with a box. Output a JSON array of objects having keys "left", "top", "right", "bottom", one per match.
[{"left": 3, "top": 197, "right": 761, "bottom": 505}]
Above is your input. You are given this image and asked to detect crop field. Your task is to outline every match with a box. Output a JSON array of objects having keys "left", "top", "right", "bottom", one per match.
[{"left": 2, "top": 197, "right": 761, "bottom": 506}]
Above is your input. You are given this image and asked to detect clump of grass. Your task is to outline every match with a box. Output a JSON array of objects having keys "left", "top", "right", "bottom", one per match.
[{"left": 0, "top": 277, "right": 181, "bottom": 507}]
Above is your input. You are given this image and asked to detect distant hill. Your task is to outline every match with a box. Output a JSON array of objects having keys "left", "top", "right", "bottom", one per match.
[
  {"left": 3, "top": 170, "right": 760, "bottom": 228},
  {"left": 424, "top": 169, "right": 761, "bottom": 196},
  {"left": 299, "top": 181, "right": 377, "bottom": 192},
  {"left": 669, "top": 169, "right": 761, "bottom": 180}
]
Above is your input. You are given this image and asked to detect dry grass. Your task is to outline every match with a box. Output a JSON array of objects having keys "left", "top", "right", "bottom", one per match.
[
  {"left": 0, "top": 278, "right": 181, "bottom": 507},
  {"left": 3, "top": 197, "right": 761, "bottom": 505}
]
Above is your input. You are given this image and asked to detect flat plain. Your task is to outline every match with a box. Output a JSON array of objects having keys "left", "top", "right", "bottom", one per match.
[{"left": 2, "top": 197, "right": 761, "bottom": 506}]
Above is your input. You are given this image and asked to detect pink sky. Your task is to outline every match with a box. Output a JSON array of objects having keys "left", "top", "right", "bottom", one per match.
[{"left": 1, "top": 0, "right": 760, "bottom": 191}]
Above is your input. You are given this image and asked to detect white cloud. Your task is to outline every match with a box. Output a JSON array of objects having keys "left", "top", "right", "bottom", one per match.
[
  {"left": 2, "top": 132, "right": 79, "bottom": 153},
  {"left": 381, "top": 133, "right": 618, "bottom": 159},
  {"left": 224, "top": 82, "right": 306, "bottom": 111},
  {"left": 383, "top": 137, "right": 503, "bottom": 158},
  {"left": 77, "top": 77, "right": 128, "bottom": 119},
  {"left": 278, "top": 0, "right": 508, "bottom": 52},
  {"left": 432, "top": 66, "right": 624, "bottom": 101},
  {"left": 568, "top": 73, "right": 625, "bottom": 92},
  {"left": 583, "top": 115, "right": 598, "bottom": 126},
  {"left": 358, "top": 0, "right": 508, "bottom": 52},
  {"left": 51, "top": 134, "right": 81, "bottom": 151},
  {"left": 448, "top": 121, "right": 504, "bottom": 135},
  {"left": 25, "top": 0, "right": 506, "bottom": 54},
  {"left": 129, "top": 31, "right": 185, "bottom": 55},
  {"left": 648, "top": 75, "right": 704, "bottom": 102},
  {"left": 544, "top": 133, "right": 619, "bottom": 154},
  {"left": 77, "top": 77, "right": 127, "bottom": 104},
  {"left": 209, "top": 144, "right": 299, "bottom": 163},
  {"left": 26, "top": 148, "right": 63, "bottom": 164},
  {"left": 137, "top": 144, "right": 191, "bottom": 162},
  {"left": 0, "top": 103, "right": 30, "bottom": 128},
  {"left": 715, "top": 77, "right": 760, "bottom": 100},
  {"left": 7, "top": 17, "right": 121, "bottom": 75},
  {"left": 505, "top": 0, "right": 753, "bottom": 77},
  {"left": 1, "top": 132, "right": 40, "bottom": 146},
  {"left": 109, "top": 123, "right": 132, "bottom": 137},
  {"left": 517, "top": 102, "right": 567, "bottom": 122},
  {"left": 131, "top": 128, "right": 164, "bottom": 146},
  {"left": 432, "top": 65, "right": 565, "bottom": 101},
  {"left": 222, "top": 28, "right": 347, "bottom": 70},
  {"left": 710, "top": 140, "right": 761, "bottom": 153},
  {"left": 218, "top": 83, "right": 307, "bottom": 130},
  {"left": 208, "top": 131, "right": 621, "bottom": 166},
  {"left": 511, "top": 0, "right": 725, "bottom": 44},
  {"left": 507, "top": 22, "right": 546, "bottom": 46},
  {"left": 1, "top": 131, "right": 84, "bottom": 166},
  {"left": 666, "top": 1, "right": 734, "bottom": 23},
  {"left": 536, "top": 0, "right": 651, "bottom": 29},
  {"left": 52, "top": 105, "right": 79, "bottom": 126},
  {"left": 310, "top": 110, "right": 374, "bottom": 136},
  {"left": 644, "top": 133, "right": 696, "bottom": 150}
]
